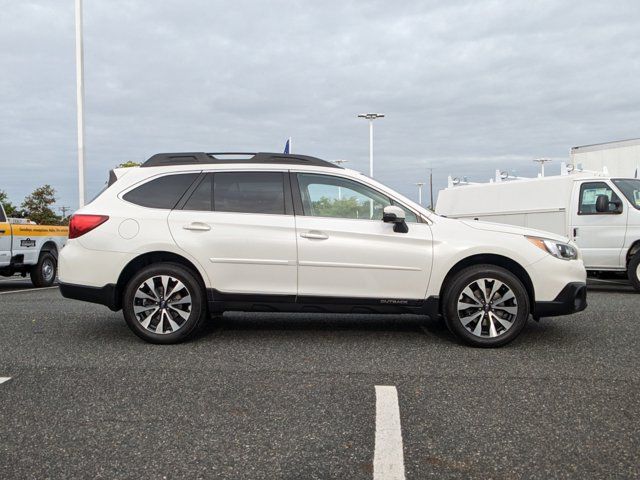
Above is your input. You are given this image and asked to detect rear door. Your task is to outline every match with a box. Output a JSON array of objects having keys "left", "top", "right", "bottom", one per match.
[
  {"left": 0, "top": 207, "right": 10, "bottom": 267},
  {"left": 293, "top": 172, "right": 432, "bottom": 300},
  {"left": 570, "top": 180, "right": 627, "bottom": 268},
  {"left": 168, "top": 170, "right": 298, "bottom": 296}
]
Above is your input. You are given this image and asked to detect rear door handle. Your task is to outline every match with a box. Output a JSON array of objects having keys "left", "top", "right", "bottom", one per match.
[
  {"left": 183, "top": 222, "right": 211, "bottom": 231},
  {"left": 300, "top": 231, "right": 329, "bottom": 240}
]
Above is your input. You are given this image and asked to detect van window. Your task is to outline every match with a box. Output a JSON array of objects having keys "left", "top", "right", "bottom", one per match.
[
  {"left": 297, "top": 173, "right": 418, "bottom": 222},
  {"left": 123, "top": 173, "right": 199, "bottom": 209},
  {"left": 612, "top": 179, "right": 640, "bottom": 210},
  {"left": 214, "top": 172, "right": 286, "bottom": 215},
  {"left": 578, "top": 182, "right": 621, "bottom": 215}
]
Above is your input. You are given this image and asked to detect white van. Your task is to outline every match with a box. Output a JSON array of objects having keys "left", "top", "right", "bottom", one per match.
[{"left": 436, "top": 168, "right": 640, "bottom": 291}]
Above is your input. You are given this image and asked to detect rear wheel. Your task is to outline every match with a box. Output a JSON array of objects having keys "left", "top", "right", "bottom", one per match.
[
  {"left": 443, "top": 265, "right": 530, "bottom": 347},
  {"left": 30, "top": 252, "right": 57, "bottom": 287},
  {"left": 122, "top": 263, "right": 206, "bottom": 344},
  {"left": 627, "top": 253, "right": 640, "bottom": 292}
]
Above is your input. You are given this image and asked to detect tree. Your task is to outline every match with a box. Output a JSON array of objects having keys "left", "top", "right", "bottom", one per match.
[
  {"left": 117, "top": 161, "right": 141, "bottom": 168},
  {"left": 21, "top": 185, "right": 60, "bottom": 225},
  {"left": 0, "top": 190, "right": 18, "bottom": 217}
]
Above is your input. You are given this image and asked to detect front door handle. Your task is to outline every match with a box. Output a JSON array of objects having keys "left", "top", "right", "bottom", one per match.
[
  {"left": 300, "top": 231, "right": 329, "bottom": 240},
  {"left": 573, "top": 227, "right": 578, "bottom": 238},
  {"left": 183, "top": 222, "right": 211, "bottom": 231}
]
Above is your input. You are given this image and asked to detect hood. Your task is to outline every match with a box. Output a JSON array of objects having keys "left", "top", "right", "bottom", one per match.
[{"left": 461, "top": 220, "right": 570, "bottom": 243}]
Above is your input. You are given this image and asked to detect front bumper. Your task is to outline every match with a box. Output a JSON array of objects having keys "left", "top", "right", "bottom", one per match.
[{"left": 533, "top": 282, "right": 587, "bottom": 318}]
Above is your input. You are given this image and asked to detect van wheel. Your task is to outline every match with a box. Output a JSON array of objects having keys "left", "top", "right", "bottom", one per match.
[
  {"left": 122, "top": 263, "right": 206, "bottom": 344},
  {"left": 443, "top": 265, "right": 530, "bottom": 347},
  {"left": 627, "top": 254, "right": 640, "bottom": 292},
  {"left": 30, "top": 252, "right": 57, "bottom": 287}
]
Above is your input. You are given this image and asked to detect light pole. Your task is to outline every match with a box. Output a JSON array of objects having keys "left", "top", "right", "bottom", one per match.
[
  {"left": 333, "top": 160, "right": 348, "bottom": 199},
  {"left": 357, "top": 113, "right": 384, "bottom": 178},
  {"left": 533, "top": 158, "right": 552, "bottom": 177},
  {"left": 415, "top": 182, "right": 425, "bottom": 206},
  {"left": 75, "top": 0, "right": 86, "bottom": 207}
]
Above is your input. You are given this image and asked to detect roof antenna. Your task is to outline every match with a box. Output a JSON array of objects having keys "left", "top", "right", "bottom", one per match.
[{"left": 533, "top": 158, "right": 552, "bottom": 177}]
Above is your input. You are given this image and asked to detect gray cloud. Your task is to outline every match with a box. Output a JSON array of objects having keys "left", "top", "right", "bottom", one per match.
[{"left": 1, "top": 0, "right": 639, "bottom": 210}]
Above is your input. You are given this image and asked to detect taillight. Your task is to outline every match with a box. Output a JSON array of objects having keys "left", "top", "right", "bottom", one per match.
[{"left": 68, "top": 214, "right": 109, "bottom": 239}]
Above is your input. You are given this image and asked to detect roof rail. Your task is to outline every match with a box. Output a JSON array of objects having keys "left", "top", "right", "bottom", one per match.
[{"left": 141, "top": 152, "right": 341, "bottom": 169}]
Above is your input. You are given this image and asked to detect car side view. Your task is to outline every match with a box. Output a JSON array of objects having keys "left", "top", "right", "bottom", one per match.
[{"left": 58, "top": 152, "right": 587, "bottom": 347}]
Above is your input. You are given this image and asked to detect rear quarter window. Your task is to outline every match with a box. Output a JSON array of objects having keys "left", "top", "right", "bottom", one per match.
[{"left": 123, "top": 173, "right": 199, "bottom": 209}]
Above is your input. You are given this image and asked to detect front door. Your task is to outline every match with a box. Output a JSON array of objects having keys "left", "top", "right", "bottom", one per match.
[
  {"left": 570, "top": 180, "right": 627, "bottom": 268},
  {"left": 168, "top": 171, "right": 298, "bottom": 295},
  {"left": 293, "top": 172, "right": 432, "bottom": 300}
]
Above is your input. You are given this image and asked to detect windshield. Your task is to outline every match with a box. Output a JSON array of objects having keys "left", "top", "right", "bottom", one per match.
[{"left": 613, "top": 179, "right": 640, "bottom": 210}]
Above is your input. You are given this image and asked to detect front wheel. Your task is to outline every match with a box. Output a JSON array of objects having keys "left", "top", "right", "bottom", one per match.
[
  {"left": 627, "top": 253, "right": 640, "bottom": 292},
  {"left": 30, "top": 252, "right": 57, "bottom": 287},
  {"left": 122, "top": 263, "right": 206, "bottom": 344},
  {"left": 443, "top": 265, "right": 530, "bottom": 347}
]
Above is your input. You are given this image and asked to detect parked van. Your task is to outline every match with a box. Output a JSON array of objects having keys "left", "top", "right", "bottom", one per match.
[{"left": 436, "top": 166, "right": 640, "bottom": 291}]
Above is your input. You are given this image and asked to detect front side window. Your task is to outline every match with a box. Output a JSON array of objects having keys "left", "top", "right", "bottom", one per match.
[
  {"left": 214, "top": 172, "right": 286, "bottom": 214},
  {"left": 578, "top": 181, "right": 621, "bottom": 215},
  {"left": 297, "top": 173, "right": 417, "bottom": 222},
  {"left": 612, "top": 179, "right": 640, "bottom": 210},
  {"left": 123, "top": 173, "right": 199, "bottom": 209}
]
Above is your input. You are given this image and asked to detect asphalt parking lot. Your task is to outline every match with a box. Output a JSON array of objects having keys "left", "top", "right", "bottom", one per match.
[{"left": 0, "top": 279, "right": 638, "bottom": 480}]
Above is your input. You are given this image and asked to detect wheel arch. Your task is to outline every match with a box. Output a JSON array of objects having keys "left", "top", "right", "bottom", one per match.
[
  {"left": 115, "top": 251, "right": 207, "bottom": 310},
  {"left": 626, "top": 240, "right": 640, "bottom": 264},
  {"left": 439, "top": 254, "right": 535, "bottom": 311},
  {"left": 40, "top": 241, "right": 59, "bottom": 258}
]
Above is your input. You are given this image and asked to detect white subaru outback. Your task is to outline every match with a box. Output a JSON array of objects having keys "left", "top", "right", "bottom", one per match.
[{"left": 59, "top": 152, "right": 587, "bottom": 347}]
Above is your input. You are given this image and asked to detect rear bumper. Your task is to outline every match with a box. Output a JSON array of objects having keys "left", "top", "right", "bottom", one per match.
[
  {"left": 59, "top": 282, "right": 120, "bottom": 311},
  {"left": 534, "top": 282, "right": 587, "bottom": 318}
]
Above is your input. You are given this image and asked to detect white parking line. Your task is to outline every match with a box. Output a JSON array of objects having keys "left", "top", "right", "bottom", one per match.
[
  {"left": 374, "top": 385, "right": 406, "bottom": 480},
  {"left": 0, "top": 286, "right": 58, "bottom": 295},
  {"left": 0, "top": 377, "right": 11, "bottom": 385}
]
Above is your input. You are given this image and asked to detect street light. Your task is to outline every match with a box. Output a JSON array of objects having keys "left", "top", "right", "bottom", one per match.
[
  {"left": 357, "top": 113, "right": 385, "bottom": 178},
  {"left": 415, "top": 182, "right": 425, "bottom": 206},
  {"left": 75, "top": 0, "right": 86, "bottom": 207},
  {"left": 333, "top": 160, "right": 348, "bottom": 199}
]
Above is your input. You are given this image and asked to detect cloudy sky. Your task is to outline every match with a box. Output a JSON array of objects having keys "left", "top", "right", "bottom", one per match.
[{"left": 1, "top": 0, "right": 639, "bottom": 212}]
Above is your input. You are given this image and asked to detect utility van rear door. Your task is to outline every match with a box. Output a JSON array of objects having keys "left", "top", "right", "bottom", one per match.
[
  {"left": 570, "top": 180, "right": 627, "bottom": 269},
  {"left": 0, "top": 206, "right": 11, "bottom": 267}
]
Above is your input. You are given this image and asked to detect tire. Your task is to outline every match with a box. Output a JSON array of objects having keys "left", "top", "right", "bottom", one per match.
[
  {"left": 122, "top": 262, "right": 207, "bottom": 344},
  {"left": 443, "top": 265, "right": 530, "bottom": 348},
  {"left": 628, "top": 253, "right": 640, "bottom": 292},
  {"left": 30, "top": 251, "right": 57, "bottom": 287}
]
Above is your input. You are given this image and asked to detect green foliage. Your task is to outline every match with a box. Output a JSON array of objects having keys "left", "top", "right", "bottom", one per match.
[
  {"left": 21, "top": 185, "right": 60, "bottom": 225},
  {"left": 117, "top": 161, "right": 141, "bottom": 168},
  {"left": 310, "top": 196, "right": 382, "bottom": 220},
  {"left": 0, "top": 190, "right": 19, "bottom": 217}
]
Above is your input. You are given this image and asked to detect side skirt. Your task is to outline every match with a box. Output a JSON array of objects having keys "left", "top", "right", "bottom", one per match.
[{"left": 207, "top": 289, "right": 440, "bottom": 317}]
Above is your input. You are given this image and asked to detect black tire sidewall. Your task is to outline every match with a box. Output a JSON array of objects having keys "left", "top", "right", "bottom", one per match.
[
  {"left": 122, "top": 263, "right": 205, "bottom": 344},
  {"left": 628, "top": 255, "right": 640, "bottom": 292},
  {"left": 31, "top": 252, "right": 56, "bottom": 287},
  {"left": 443, "top": 265, "right": 530, "bottom": 348}
]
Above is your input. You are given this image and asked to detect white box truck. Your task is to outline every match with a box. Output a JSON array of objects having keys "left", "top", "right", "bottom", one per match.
[
  {"left": 436, "top": 167, "right": 640, "bottom": 291},
  {"left": 571, "top": 138, "right": 640, "bottom": 178}
]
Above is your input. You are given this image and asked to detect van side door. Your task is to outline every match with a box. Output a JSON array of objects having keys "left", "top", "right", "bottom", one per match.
[{"left": 570, "top": 180, "right": 628, "bottom": 268}]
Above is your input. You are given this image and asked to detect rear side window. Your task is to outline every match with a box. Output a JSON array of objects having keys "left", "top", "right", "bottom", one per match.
[
  {"left": 183, "top": 174, "right": 213, "bottom": 211},
  {"left": 214, "top": 172, "right": 285, "bottom": 214},
  {"left": 123, "top": 173, "right": 199, "bottom": 209}
]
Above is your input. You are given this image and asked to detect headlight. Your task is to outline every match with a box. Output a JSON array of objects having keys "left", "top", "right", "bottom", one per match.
[{"left": 526, "top": 236, "right": 578, "bottom": 260}]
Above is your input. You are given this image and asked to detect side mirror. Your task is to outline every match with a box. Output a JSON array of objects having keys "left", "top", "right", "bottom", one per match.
[
  {"left": 595, "top": 194, "right": 622, "bottom": 214},
  {"left": 595, "top": 195, "right": 609, "bottom": 213},
  {"left": 383, "top": 206, "right": 409, "bottom": 233}
]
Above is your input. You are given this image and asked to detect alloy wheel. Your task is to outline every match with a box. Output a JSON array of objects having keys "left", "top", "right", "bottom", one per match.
[
  {"left": 456, "top": 278, "right": 518, "bottom": 338},
  {"left": 132, "top": 275, "right": 192, "bottom": 334}
]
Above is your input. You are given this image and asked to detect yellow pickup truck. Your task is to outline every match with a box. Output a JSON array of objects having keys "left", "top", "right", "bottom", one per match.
[{"left": 0, "top": 204, "right": 68, "bottom": 287}]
